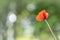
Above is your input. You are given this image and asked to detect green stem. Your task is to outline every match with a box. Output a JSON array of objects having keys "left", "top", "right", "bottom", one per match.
[{"left": 45, "top": 20, "right": 57, "bottom": 40}]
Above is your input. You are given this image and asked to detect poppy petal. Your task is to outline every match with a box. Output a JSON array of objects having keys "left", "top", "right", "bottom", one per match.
[{"left": 36, "top": 10, "right": 48, "bottom": 21}]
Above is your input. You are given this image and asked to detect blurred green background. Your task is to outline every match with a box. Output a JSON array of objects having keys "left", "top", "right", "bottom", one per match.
[{"left": 0, "top": 0, "right": 60, "bottom": 40}]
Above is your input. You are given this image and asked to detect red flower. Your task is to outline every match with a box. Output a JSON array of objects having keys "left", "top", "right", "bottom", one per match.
[{"left": 36, "top": 10, "right": 48, "bottom": 21}]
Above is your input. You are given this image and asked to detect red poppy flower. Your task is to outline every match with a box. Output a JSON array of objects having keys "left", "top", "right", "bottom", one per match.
[{"left": 36, "top": 10, "right": 48, "bottom": 21}]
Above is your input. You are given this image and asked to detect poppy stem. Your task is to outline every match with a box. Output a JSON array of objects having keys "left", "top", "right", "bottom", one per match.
[{"left": 45, "top": 20, "right": 57, "bottom": 40}]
